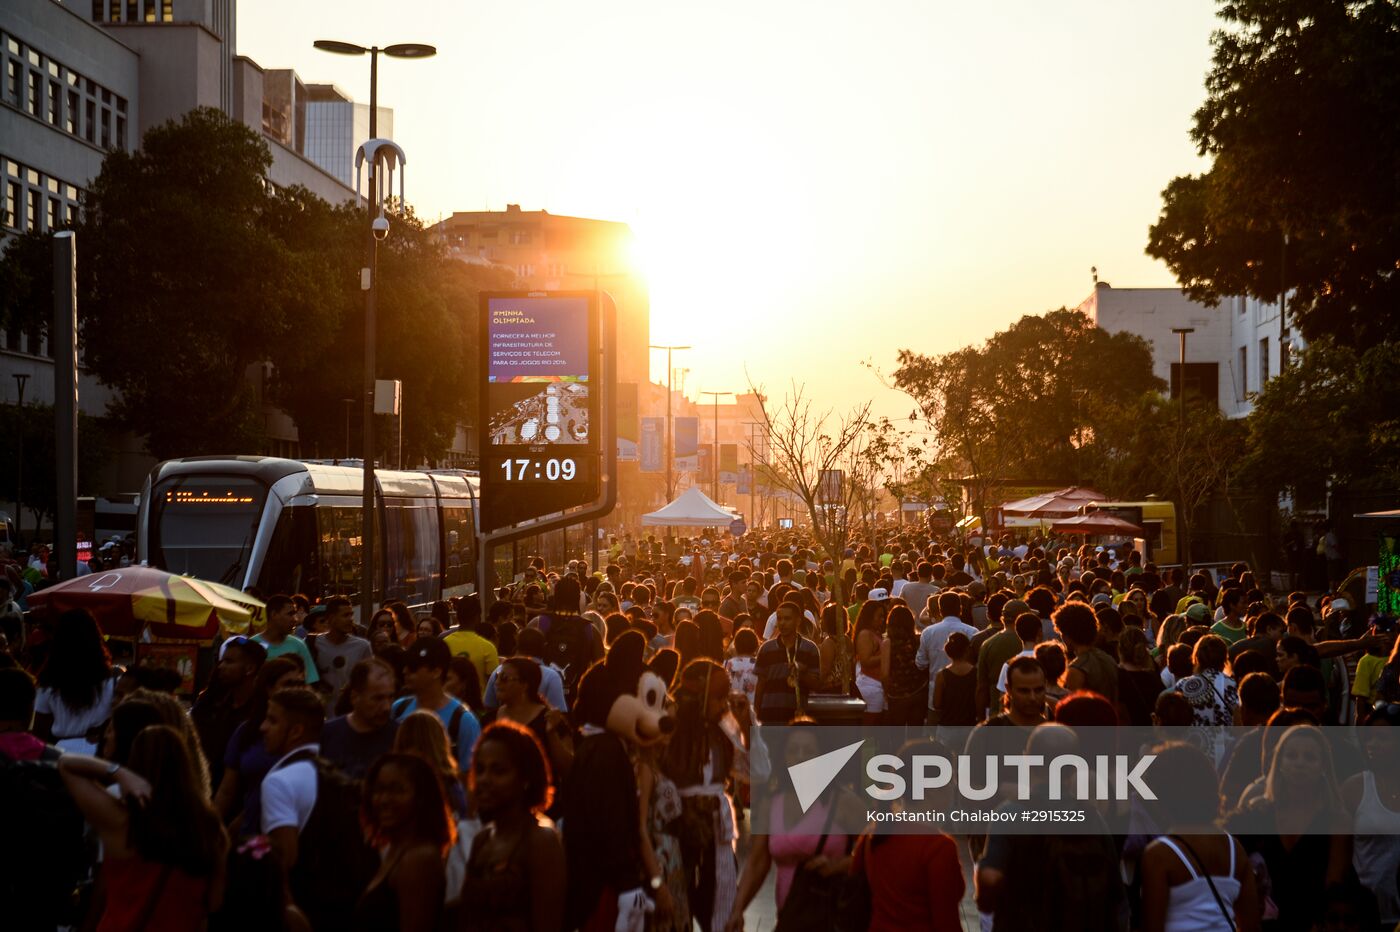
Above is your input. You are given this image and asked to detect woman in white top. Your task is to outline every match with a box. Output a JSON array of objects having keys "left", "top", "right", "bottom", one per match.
[
  {"left": 1140, "top": 742, "right": 1260, "bottom": 932},
  {"left": 852, "top": 599, "right": 887, "bottom": 725},
  {"left": 33, "top": 609, "right": 120, "bottom": 755},
  {"left": 1342, "top": 711, "right": 1400, "bottom": 927}
]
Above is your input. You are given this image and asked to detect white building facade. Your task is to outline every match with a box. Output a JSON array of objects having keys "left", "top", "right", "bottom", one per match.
[{"left": 1077, "top": 282, "right": 1303, "bottom": 419}]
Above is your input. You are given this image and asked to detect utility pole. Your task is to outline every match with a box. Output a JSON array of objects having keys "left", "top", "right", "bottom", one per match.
[
  {"left": 700, "top": 390, "right": 733, "bottom": 502},
  {"left": 12, "top": 373, "right": 29, "bottom": 543},
  {"left": 1172, "top": 327, "right": 1194, "bottom": 425},
  {"left": 316, "top": 38, "right": 433, "bottom": 620},
  {"left": 649, "top": 344, "right": 689, "bottom": 502}
]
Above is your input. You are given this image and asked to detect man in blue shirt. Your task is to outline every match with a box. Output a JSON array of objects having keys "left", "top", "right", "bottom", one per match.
[{"left": 391, "top": 637, "right": 480, "bottom": 772}]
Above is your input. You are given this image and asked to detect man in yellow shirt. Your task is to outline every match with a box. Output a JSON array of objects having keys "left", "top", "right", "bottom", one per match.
[{"left": 443, "top": 623, "right": 500, "bottom": 687}]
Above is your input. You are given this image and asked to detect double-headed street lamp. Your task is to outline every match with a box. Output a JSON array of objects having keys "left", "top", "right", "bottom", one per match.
[
  {"left": 700, "top": 390, "right": 733, "bottom": 503},
  {"left": 649, "top": 344, "right": 690, "bottom": 502},
  {"left": 315, "top": 38, "right": 434, "bottom": 623}
]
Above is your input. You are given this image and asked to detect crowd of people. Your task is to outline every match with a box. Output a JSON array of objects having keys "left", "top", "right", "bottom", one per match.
[{"left": 1, "top": 526, "right": 1399, "bottom": 931}]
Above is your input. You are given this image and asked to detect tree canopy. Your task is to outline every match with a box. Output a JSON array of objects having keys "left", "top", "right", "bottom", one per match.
[
  {"left": 1, "top": 107, "right": 511, "bottom": 464},
  {"left": 890, "top": 307, "right": 1163, "bottom": 516},
  {"left": 1146, "top": 0, "right": 1400, "bottom": 348}
]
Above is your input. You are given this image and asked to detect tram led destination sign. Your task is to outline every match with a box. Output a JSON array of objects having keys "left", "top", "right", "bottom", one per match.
[{"left": 164, "top": 490, "right": 257, "bottom": 505}]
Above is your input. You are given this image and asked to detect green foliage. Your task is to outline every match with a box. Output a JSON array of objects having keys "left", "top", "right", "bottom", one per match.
[
  {"left": 1147, "top": 0, "right": 1400, "bottom": 348},
  {"left": 78, "top": 107, "right": 291, "bottom": 458},
  {"left": 1243, "top": 338, "right": 1400, "bottom": 502},
  {"left": 891, "top": 308, "right": 1164, "bottom": 515},
  {"left": 0, "top": 227, "right": 57, "bottom": 339},
  {"left": 263, "top": 196, "right": 513, "bottom": 465},
  {"left": 0, "top": 404, "right": 112, "bottom": 537},
  {"left": 0, "top": 107, "right": 513, "bottom": 465}
]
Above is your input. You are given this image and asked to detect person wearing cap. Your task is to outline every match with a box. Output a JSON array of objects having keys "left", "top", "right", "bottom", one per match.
[
  {"left": 1183, "top": 601, "right": 1212, "bottom": 628},
  {"left": 391, "top": 637, "right": 481, "bottom": 773}
]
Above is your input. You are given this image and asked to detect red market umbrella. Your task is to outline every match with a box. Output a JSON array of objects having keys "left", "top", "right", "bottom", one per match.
[
  {"left": 27, "top": 566, "right": 254, "bottom": 640},
  {"left": 1001, "top": 487, "right": 1106, "bottom": 519},
  {"left": 1051, "top": 513, "right": 1145, "bottom": 536}
]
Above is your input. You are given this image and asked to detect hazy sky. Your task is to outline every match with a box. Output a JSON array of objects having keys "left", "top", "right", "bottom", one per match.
[{"left": 238, "top": 0, "right": 1218, "bottom": 421}]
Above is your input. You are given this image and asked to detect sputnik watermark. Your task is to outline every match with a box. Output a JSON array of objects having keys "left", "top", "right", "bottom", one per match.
[
  {"left": 783, "top": 738, "right": 1155, "bottom": 815},
  {"left": 865, "top": 752, "right": 1156, "bottom": 803}
]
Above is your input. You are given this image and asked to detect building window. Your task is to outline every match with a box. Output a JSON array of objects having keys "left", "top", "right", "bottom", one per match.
[
  {"left": 28, "top": 70, "right": 41, "bottom": 117},
  {"left": 48, "top": 80, "right": 60, "bottom": 125},
  {"left": 27, "top": 188, "right": 41, "bottom": 232},
  {"left": 1239, "top": 346, "right": 1248, "bottom": 398},
  {"left": 6, "top": 60, "right": 18, "bottom": 106},
  {"left": 66, "top": 89, "right": 78, "bottom": 133},
  {"left": 101, "top": 108, "right": 111, "bottom": 148},
  {"left": 1170, "top": 362, "right": 1220, "bottom": 410},
  {"left": 85, "top": 99, "right": 95, "bottom": 142},
  {"left": 47, "top": 196, "right": 59, "bottom": 230},
  {"left": 116, "top": 115, "right": 126, "bottom": 149},
  {"left": 1259, "top": 338, "right": 1270, "bottom": 387},
  {"left": 126, "top": 0, "right": 138, "bottom": 22},
  {"left": 4, "top": 182, "right": 18, "bottom": 229},
  {"left": 163, "top": 0, "right": 173, "bottom": 20},
  {"left": 1281, "top": 336, "right": 1291, "bottom": 371}
]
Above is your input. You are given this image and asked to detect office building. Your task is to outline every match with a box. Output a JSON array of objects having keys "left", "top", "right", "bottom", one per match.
[
  {"left": 433, "top": 205, "right": 651, "bottom": 388},
  {"left": 2, "top": 0, "right": 380, "bottom": 497},
  {"left": 304, "top": 83, "right": 392, "bottom": 189}
]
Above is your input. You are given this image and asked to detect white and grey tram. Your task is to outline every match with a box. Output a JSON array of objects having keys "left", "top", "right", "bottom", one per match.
[{"left": 137, "top": 457, "right": 479, "bottom": 611}]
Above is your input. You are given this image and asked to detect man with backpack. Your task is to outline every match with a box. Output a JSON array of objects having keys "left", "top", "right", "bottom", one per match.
[
  {"left": 260, "top": 686, "right": 377, "bottom": 931},
  {"left": 535, "top": 575, "right": 604, "bottom": 705},
  {"left": 392, "top": 638, "right": 482, "bottom": 772},
  {"left": 0, "top": 667, "right": 92, "bottom": 931}
]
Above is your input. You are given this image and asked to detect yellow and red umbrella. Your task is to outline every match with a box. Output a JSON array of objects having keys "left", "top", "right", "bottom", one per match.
[{"left": 28, "top": 566, "right": 256, "bottom": 640}]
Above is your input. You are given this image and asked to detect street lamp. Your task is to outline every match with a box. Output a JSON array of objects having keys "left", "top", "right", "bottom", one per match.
[
  {"left": 649, "top": 344, "right": 690, "bottom": 502},
  {"left": 700, "top": 390, "right": 733, "bottom": 502},
  {"left": 12, "top": 373, "right": 28, "bottom": 543},
  {"left": 1171, "top": 327, "right": 1195, "bottom": 425},
  {"left": 316, "top": 38, "right": 434, "bottom": 624}
]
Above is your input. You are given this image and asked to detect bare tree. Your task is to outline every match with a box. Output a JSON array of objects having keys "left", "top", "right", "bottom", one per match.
[{"left": 748, "top": 378, "right": 874, "bottom": 566}]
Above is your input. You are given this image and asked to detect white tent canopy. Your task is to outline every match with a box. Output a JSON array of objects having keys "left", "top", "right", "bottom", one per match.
[{"left": 641, "top": 487, "right": 738, "bottom": 527}]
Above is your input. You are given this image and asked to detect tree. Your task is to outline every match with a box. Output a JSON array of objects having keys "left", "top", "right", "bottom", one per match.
[
  {"left": 1091, "top": 393, "right": 1245, "bottom": 570},
  {"left": 889, "top": 308, "right": 1162, "bottom": 518},
  {"left": 1243, "top": 337, "right": 1400, "bottom": 504},
  {"left": 1146, "top": 0, "right": 1400, "bottom": 348},
  {"left": 748, "top": 379, "right": 873, "bottom": 566},
  {"left": 264, "top": 198, "right": 513, "bottom": 465},
  {"left": 0, "top": 404, "right": 112, "bottom": 541},
  {"left": 0, "top": 228, "right": 56, "bottom": 341},
  {"left": 78, "top": 107, "right": 306, "bottom": 458}
]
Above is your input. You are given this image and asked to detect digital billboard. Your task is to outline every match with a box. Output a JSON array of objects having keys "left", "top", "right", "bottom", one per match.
[
  {"left": 480, "top": 292, "right": 603, "bottom": 532},
  {"left": 486, "top": 295, "right": 593, "bottom": 447}
]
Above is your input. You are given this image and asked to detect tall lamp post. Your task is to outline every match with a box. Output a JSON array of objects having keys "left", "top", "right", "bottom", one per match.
[
  {"left": 649, "top": 344, "right": 690, "bottom": 502},
  {"left": 1171, "top": 327, "right": 1195, "bottom": 425},
  {"left": 700, "top": 390, "right": 733, "bottom": 502},
  {"left": 12, "top": 373, "right": 28, "bottom": 543},
  {"left": 315, "top": 39, "right": 434, "bottom": 623}
]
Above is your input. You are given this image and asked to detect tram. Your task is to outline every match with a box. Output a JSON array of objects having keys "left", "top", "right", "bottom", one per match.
[{"left": 136, "top": 457, "right": 479, "bottom": 611}]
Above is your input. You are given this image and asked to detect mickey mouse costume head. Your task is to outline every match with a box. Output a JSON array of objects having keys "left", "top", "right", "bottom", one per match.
[{"left": 563, "top": 630, "right": 672, "bottom": 931}]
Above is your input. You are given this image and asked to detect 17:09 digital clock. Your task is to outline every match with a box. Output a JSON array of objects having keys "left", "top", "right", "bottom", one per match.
[{"left": 496, "top": 457, "right": 579, "bottom": 482}]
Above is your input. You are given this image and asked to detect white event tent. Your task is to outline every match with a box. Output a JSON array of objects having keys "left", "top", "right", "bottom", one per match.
[{"left": 641, "top": 487, "right": 738, "bottom": 527}]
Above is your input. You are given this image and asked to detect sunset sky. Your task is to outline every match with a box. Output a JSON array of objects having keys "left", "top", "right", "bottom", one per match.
[{"left": 238, "top": 0, "right": 1219, "bottom": 421}]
